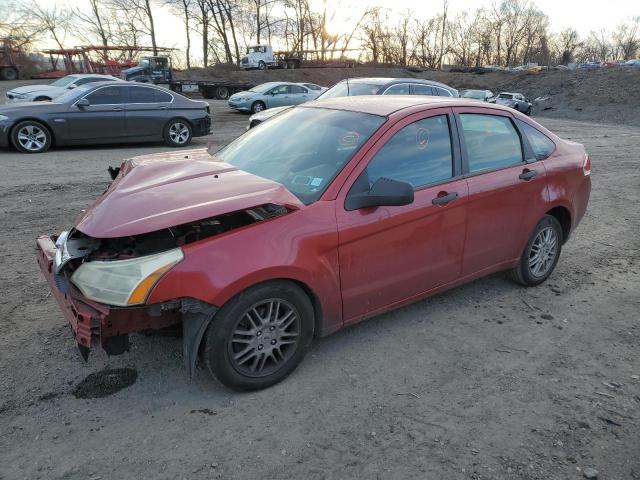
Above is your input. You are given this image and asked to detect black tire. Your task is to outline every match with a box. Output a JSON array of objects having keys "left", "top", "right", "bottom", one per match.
[
  {"left": 203, "top": 281, "right": 314, "bottom": 391},
  {"left": 525, "top": 106, "right": 532, "bottom": 116},
  {"left": 163, "top": 119, "right": 192, "bottom": 147},
  {"left": 258, "top": 61, "right": 266, "bottom": 71},
  {"left": 215, "top": 86, "right": 230, "bottom": 100},
  {"left": 509, "top": 215, "right": 563, "bottom": 286},
  {"left": 33, "top": 96, "right": 51, "bottom": 102},
  {"left": 201, "top": 89, "right": 214, "bottom": 99},
  {"left": 11, "top": 120, "right": 52, "bottom": 153},
  {"left": 288, "top": 60, "right": 297, "bottom": 70},
  {"left": 250, "top": 101, "right": 266, "bottom": 114},
  {"left": 0, "top": 67, "right": 18, "bottom": 81}
]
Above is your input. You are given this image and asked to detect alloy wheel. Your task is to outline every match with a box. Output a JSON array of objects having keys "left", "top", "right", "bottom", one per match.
[
  {"left": 168, "top": 122, "right": 190, "bottom": 144},
  {"left": 528, "top": 226, "right": 558, "bottom": 277},
  {"left": 17, "top": 125, "right": 47, "bottom": 152},
  {"left": 228, "top": 299, "right": 300, "bottom": 378}
]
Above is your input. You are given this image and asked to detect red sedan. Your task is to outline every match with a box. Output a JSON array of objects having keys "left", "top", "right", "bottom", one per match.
[{"left": 37, "top": 96, "right": 591, "bottom": 391}]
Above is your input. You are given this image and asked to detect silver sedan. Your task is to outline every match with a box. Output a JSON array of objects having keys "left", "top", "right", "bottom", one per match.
[{"left": 228, "top": 82, "right": 324, "bottom": 114}]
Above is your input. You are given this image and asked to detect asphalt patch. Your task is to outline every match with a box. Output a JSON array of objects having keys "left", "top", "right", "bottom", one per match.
[{"left": 72, "top": 368, "right": 138, "bottom": 399}]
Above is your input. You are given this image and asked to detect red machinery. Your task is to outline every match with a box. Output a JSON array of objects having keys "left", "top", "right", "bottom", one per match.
[
  {"left": 0, "top": 38, "right": 21, "bottom": 80},
  {"left": 34, "top": 45, "right": 174, "bottom": 79}
]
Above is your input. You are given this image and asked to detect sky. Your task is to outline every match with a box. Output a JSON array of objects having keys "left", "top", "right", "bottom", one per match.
[{"left": 21, "top": 0, "right": 640, "bottom": 54}]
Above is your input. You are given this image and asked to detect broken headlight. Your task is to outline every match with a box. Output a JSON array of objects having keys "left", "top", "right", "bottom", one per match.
[{"left": 70, "top": 248, "right": 184, "bottom": 307}]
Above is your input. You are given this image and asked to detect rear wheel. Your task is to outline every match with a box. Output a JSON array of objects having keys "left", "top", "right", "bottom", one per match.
[
  {"left": 215, "top": 86, "right": 230, "bottom": 99},
  {"left": 11, "top": 120, "right": 52, "bottom": 153},
  {"left": 509, "top": 215, "right": 562, "bottom": 286},
  {"left": 251, "top": 101, "right": 266, "bottom": 114},
  {"left": 258, "top": 61, "right": 266, "bottom": 71},
  {"left": 163, "top": 119, "right": 192, "bottom": 147},
  {"left": 0, "top": 67, "right": 18, "bottom": 81},
  {"left": 525, "top": 106, "right": 532, "bottom": 116},
  {"left": 203, "top": 281, "right": 314, "bottom": 391}
]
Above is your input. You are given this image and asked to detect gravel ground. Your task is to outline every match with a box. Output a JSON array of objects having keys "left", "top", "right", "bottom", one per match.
[{"left": 0, "top": 81, "right": 639, "bottom": 480}]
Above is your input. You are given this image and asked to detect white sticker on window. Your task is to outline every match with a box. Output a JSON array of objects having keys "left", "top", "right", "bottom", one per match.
[{"left": 310, "top": 177, "right": 323, "bottom": 187}]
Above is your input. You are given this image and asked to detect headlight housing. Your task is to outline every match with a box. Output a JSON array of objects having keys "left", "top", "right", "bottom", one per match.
[
  {"left": 0, "top": 114, "right": 9, "bottom": 121},
  {"left": 70, "top": 248, "right": 184, "bottom": 306}
]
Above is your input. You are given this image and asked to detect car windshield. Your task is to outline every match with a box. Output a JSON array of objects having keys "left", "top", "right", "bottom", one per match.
[
  {"left": 215, "top": 107, "right": 386, "bottom": 205},
  {"left": 50, "top": 76, "right": 78, "bottom": 87},
  {"left": 54, "top": 85, "right": 92, "bottom": 103},
  {"left": 249, "top": 83, "right": 279, "bottom": 93},
  {"left": 318, "top": 81, "right": 382, "bottom": 100},
  {"left": 462, "top": 90, "right": 485, "bottom": 99}
]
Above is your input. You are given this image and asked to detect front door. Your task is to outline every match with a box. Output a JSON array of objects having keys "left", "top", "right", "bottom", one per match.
[
  {"left": 266, "top": 85, "right": 291, "bottom": 108},
  {"left": 336, "top": 110, "right": 468, "bottom": 322},
  {"left": 453, "top": 107, "right": 549, "bottom": 276},
  {"left": 65, "top": 85, "right": 127, "bottom": 142}
]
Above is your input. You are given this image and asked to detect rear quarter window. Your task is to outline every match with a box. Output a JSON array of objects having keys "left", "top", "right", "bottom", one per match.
[
  {"left": 517, "top": 120, "right": 556, "bottom": 160},
  {"left": 459, "top": 114, "right": 523, "bottom": 173}
]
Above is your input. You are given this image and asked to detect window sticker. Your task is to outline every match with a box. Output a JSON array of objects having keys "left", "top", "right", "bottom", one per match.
[
  {"left": 416, "top": 127, "right": 429, "bottom": 149},
  {"left": 310, "top": 177, "right": 323, "bottom": 187}
]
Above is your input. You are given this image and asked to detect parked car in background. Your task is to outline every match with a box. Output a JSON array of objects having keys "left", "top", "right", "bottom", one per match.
[
  {"left": 0, "top": 81, "right": 210, "bottom": 153},
  {"left": 461, "top": 89, "right": 494, "bottom": 101},
  {"left": 623, "top": 59, "right": 640, "bottom": 67},
  {"left": 228, "top": 82, "right": 324, "bottom": 113},
  {"left": 246, "top": 77, "right": 459, "bottom": 128},
  {"left": 37, "top": 96, "right": 591, "bottom": 391},
  {"left": 490, "top": 92, "right": 533, "bottom": 115},
  {"left": 5, "top": 74, "right": 121, "bottom": 103},
  {"left": 578, "top": 62, "right": 601, "bottom": 70}
]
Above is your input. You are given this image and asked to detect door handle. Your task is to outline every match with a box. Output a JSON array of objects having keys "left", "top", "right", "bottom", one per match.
[
  {"left": 158, "top": 106, "right": 168, "bottom": 110},
  {"left": 112, "top": 106, "right": 123, "bottom": 111},
  {"left": 432, "top": 192, "right": 458, "bottom": 205},
  {"left": 519, "top": 169, "right": 538, "bottom": 180}
]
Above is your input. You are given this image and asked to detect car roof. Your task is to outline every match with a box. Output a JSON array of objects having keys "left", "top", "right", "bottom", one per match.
[
  {"left": 339, "top": 77, "right": 454, "bottom": 89},
  {"left": 305, "top": 95, "right": 514, "bottom": 116},
  {"left": 67, "top": 74, "right": 119, "bottom": 79}
]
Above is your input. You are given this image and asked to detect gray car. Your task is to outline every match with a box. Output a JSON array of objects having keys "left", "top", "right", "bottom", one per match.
[
  {"left": 228, "top": 82, "right": 324, "bottom": 114},
  {"left": 490, "top": 92, "right": 533, "bottom": 115},
  {"left": 5, "top": 74, "right": 121, "bottom": 103},
  {"left": 0, "top": 81, "right": 211, "bottom": 153}
]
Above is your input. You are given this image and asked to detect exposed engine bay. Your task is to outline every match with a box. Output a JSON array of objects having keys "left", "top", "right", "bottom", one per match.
[{"left": 59, "top": 203, "right": 290, "bottom": 269}]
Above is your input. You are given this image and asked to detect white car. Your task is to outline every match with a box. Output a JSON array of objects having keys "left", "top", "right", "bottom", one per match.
[{"left": 5, "top": 74, "right": 121, "bottom": 103}]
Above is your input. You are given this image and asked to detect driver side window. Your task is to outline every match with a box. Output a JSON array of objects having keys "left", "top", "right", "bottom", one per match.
[
  {"left": 366, "top": 115, "right": 454, "bottom": 188},
  {"left": 270, "top": 85, "right": 290, "bottom": 95}
]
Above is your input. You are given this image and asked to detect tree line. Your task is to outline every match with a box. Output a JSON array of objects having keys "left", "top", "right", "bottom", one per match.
[{"left": 1, "top": 0, "right": 639, "bottom": 69}]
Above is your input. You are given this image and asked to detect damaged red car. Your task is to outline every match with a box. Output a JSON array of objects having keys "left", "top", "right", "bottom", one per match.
[{"left": 37, "top": 96, "right": 591, "bottom": 391}]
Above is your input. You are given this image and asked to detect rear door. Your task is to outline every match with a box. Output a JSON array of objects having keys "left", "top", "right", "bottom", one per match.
[
  {"left": 453, "top": 107, "right": 548, "bottom": 276},
  {"left": 125, "top": 85, "right": 174, "bottom": 139},
  {"left": 289, "top": 84, "right": 311, "bottom": 104},
  {"left": 65, "top": 85, "right": 127, "bottom": 142},
  {"left": 336, "top": 109, "right": 469, "bottom": 322}
]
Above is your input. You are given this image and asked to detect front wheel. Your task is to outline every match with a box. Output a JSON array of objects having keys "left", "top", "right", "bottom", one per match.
[
  {"left": 525, "top": 106, "right": 532, "bottom": 116},
  {"left": 163, "top": 119, "right": 192, "bottom": 147},
  {"left": 203, "top": 281, "right": 314, "bottom": 391},
  {"left": 251, "top": 101, "right": 266, "bottom": 114},
  {"left": 11, "top": 120, "right": 52, "bottom": 153},
  {"left": 509, "top": 215, "right": 562, "bottom": 286},
  {"left": 258, "top": 61, "right": 266, "bottom": 71}
]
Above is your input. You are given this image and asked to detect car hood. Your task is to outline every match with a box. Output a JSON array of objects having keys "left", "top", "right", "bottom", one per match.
[
  {"left": 230, "top": 90, "right": 256, "bottom": 99},
  {"left": 8, "top": 85, "right": 66, "bottom": 96},
  {"left": 0, "top": 101, "right": 64, "bottom": 114},
  {"left": 75, "top": 148, "right": 304, "bottom": 238}
]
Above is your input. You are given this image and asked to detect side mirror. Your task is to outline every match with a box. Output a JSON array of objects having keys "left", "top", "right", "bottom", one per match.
[
  {"left": 76, "top": 98, "right": 90, "bottom": 108},
  {"left": 345, "top": 177, "right": 414, "bottom": 211}
]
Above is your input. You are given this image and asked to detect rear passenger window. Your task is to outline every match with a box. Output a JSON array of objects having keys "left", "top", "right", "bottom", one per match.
[
  {"left": 367, "top": 115, "right": 453, "bottom": 188},
  {"left": 516, "top": 120, "right": 555, "bottom": 160},
  {"left": 290, "top": 85, "right": 307, "bottom": 94},
  {"left": 459, "top": 114, "right": 523, "bottom": 173},
  {"left": 411, "top": 84, "right": 435, "bottom": 96},
  {"left": 384, "top": 84, "right": 411, "bottom": 95},
  {"left": 129, "top": 86, "right": 157, "bottom": 103},
  {"left": 156, "top": 89, "right": 173, "bottom": 102},
  {"left": 434, "top": 87, "right": 452, "bottom": 97}
]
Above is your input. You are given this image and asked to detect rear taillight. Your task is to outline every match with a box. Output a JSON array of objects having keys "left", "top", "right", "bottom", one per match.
[{"left": 583, "top": 154, "right": 591, "bottom": 176}]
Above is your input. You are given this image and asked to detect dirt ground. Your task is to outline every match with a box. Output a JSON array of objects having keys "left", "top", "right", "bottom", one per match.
[{"left": 0, "top": 78, "right": 639, "bottom": 480}]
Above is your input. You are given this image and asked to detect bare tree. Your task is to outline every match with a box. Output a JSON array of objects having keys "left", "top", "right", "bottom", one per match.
[
  {"left": 614, "top": 17, "right": 640, "bottom": 60},
  {"left": 17, "top": 1, "right": 72, "bottom": 50},
  {"left": 166, "top": 0, "right": 193, "bottom": 68},
  {"left": 108, "top": 0, "right": 159, "bottom": 54}
]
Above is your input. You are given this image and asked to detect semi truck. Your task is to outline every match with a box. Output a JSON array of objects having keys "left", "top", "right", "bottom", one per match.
[
  {"left": 121, "top": 56, "right": 254, "bottom": 99},
  {"left": 240, "top": 44, "right": 357, "bottom": 70},
  {"left": 0, "top": 39, "right": 20, "bottom": 80}
]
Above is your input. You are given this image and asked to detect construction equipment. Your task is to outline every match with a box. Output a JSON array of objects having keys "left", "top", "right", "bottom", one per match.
[{"left": 34, "top": 45, "right": 175, "bottom": 79}]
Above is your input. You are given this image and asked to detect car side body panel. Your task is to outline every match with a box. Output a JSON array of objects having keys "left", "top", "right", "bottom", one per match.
[{"left": 147, "top": 201, "right": 344, "bottom": 336}]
